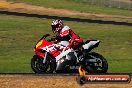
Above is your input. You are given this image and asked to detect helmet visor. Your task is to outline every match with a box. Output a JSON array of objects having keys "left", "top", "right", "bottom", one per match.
[{"left": 51, "top": 24, "right": 59, "bottom": 31}]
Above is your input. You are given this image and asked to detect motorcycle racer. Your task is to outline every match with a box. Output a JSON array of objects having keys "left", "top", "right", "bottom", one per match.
[
  {"left": 51, "top": 19, "right": 83, "bottom": 49},
  {"left": 50, "top": 19, "right": 84, "bottom": 72}
]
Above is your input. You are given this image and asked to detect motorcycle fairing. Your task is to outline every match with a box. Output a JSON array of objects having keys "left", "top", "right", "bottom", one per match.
[
  {"left": 56, "top": 48, "right": 73, "bottom": 62},
  {"left": 35, "top": 39, "right": 54, "bottom": 58},
  {"left": 56, "top": 49, "right": 78, "bottom": 71}
]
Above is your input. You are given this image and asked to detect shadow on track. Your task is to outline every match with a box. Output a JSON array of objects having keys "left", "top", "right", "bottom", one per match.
[
  {"left": 0, "top": 73, "right": 132, "bottom": 77},
  {"left": 0, "top": 10, "right": 132, "bottom": 26}
]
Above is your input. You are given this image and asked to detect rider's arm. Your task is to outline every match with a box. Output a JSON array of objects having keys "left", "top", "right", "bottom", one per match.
[
  {"left": 49, "top": 34, "right": 61, "bottom": 43},
  {"left": 68, "top": 29, "right": 83, "bottom": 48}
]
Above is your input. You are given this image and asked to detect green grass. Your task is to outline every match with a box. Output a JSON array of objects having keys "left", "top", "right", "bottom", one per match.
[
  {"left": 8, "top": 0, "right": 132, "bottom": 17},
  {"left": 0, "top": 14, "right": 52, "bottom": 73},
  {"left": 0, "top": 14, "right": 132, "bottom": 73}
]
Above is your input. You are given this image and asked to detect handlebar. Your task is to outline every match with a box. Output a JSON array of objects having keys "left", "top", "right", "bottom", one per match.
[
  {"left": 43, "top": 34, "right": 50, "bottom": 38},
  {"left": 42, "top": 34, "right": 56, "bottom": 42}
]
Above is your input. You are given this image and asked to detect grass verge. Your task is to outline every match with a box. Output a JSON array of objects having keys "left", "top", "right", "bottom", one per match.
[
  {"left": 8, "top": 0, "right": 132, "bottom": 17},
  {"left": 0, "top": 14, "right": 132, "bottom": 73}
]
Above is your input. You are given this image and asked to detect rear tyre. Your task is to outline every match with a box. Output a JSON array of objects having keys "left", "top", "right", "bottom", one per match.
[
  {"left": 84, "top": 52, "right": 108, "bottom": 73},
  {"left": 31, "top": 55, "right": 54, "bottom": 74}
]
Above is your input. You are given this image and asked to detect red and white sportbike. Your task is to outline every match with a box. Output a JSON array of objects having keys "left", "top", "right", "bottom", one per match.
[{"left": 31, "top": 34, "right": 108, "bottom": 73}]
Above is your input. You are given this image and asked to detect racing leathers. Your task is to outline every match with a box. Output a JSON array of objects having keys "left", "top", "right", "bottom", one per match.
[
  {"left": 53, "top": 26, "right": 83, "bottom": 49},
  {"left": 52, "top": 26, "right": 83, "bottom": 72}
]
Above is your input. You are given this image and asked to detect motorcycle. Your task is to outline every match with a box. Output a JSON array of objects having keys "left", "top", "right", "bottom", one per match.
[{"left": 31, "top": 34, "right": 108, "bottom": 73}]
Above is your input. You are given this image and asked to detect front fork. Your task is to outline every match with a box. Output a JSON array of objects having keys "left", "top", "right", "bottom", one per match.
[{"left": 43, "top": 52, "right": 47, "bottom": 64}]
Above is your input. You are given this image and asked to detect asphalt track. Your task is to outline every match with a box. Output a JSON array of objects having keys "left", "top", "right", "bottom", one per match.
[
  {"left": 0, "top": 73, "right": 132, "bottom": 88},
  {"left": 0, "top": 73, "right": 132, "bottom": 76},
  {"left": 0, "top": 10, "right": 132, "bottom": 26}
]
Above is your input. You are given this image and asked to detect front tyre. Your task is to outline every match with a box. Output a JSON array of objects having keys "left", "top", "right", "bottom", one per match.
[
  {"left": 31, "top": 55, "right": 54, "bottom": 74},
  {"left": 84, "top": 52, "right": 108, "bottom": 73}
]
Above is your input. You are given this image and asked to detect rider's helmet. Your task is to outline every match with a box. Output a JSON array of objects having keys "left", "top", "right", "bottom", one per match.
[{"left": 51, "top": 19, "right": 64, "bottom": 33}]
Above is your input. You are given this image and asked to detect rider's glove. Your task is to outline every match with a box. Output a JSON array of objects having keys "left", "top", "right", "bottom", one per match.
[
  {"left": 48, "top": 35, "right": 57, "bottom": 41},
  {"left": 47, "top": 38, "right": 55, "bottom": 41},
  {"left": 69, "top": 39, "right": 79, "bottom": 47}
]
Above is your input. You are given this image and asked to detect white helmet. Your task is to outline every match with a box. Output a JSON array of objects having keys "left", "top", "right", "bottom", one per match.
[{"left": 51, "top": 19, "right": 64, "bottom": 33}]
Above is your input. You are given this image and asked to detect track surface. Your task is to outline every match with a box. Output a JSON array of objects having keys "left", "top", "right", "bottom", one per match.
[
  {"left": 0, "top": 0, "right": 132, "bottom": 19},
  {"left": 0, "top": 74, "right": 132, "bottom": 88}
]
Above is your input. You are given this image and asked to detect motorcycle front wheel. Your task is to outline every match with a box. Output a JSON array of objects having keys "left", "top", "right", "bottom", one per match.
[{"left": 31, "top": 55, "right": 54, "bottom": 74}]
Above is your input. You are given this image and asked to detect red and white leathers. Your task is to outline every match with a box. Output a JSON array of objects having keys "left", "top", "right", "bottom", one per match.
[{"left": 54, "top": 26, "right": 83, "bottom": 49}]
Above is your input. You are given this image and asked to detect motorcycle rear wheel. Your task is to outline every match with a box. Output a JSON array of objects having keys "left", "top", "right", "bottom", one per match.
[
  {"left": 84, "top": 52, "right": 108, "bottom": 73},
  {"left": 31, "top": 55, "right": 54, "bottom": 74}
]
